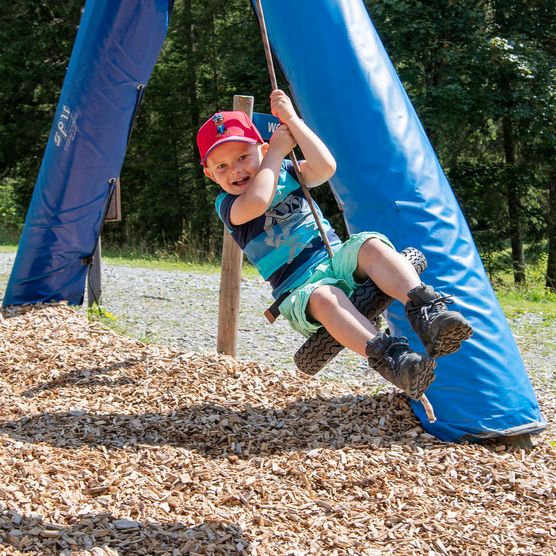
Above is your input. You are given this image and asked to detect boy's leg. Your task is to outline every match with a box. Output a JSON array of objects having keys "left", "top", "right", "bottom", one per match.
[
  {"left": 306, "top": 283, "right": 377, "bottom": 356},
  {"left": 355, "top": 238, "right": 472, "bottom": 357},
  {"left": 307, "top": 285, "right": 435, "bottom": 399},
  {"left": 354, "top": 238, "right": 421, "bottom": 303}
]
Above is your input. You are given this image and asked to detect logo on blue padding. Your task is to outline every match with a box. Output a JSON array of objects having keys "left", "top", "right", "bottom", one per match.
[
  {"left": 54, "top": 105, "right": 79, "bottom": 151},
  {"left": 252, "top": 113, "right": 280, "bottom": 141}
]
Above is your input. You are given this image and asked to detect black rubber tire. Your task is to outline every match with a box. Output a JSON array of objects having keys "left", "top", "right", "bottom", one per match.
[{"left": 293, "top": 247, "right": 427, "bottom": 376}]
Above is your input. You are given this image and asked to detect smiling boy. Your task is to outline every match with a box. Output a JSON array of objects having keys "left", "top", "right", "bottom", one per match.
[{"left": 196, "top": 90, "right": 472, "bottom": 400}]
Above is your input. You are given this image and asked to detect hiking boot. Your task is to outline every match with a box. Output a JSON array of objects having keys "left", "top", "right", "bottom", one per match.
[
  {"left": 405, "top": 283, "right": 473, "bottom": 358},
  {"left": 366, "top": 332, "right": 436, "bottom": 400}
]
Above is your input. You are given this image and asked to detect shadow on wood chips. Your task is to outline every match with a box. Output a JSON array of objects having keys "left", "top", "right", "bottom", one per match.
[
  {"left": 1, "top": 510, "right": 248, "bottom": 555},
  {"left": 0, "top": 393, "right": 414, "bottom": 457}
]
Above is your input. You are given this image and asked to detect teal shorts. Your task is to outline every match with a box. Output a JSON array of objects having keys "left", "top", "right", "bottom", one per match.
[{"left": 278, "top": 231, "right": 394, "bottom": 337}]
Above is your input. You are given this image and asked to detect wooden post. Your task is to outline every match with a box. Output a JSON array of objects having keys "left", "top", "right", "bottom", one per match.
[
  {"left": 87, "top": 178, "right": 121, "bottom": 308},
  {"left": 216, "top": 95, "right": 253, "bottom": 356},
  {"left": 87, "top": 237, "right": 102, "bottom": 307}
]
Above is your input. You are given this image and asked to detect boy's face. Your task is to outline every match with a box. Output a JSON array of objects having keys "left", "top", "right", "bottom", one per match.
[{"left": 203, "top": 141, "right": 268, "bottom": 196}]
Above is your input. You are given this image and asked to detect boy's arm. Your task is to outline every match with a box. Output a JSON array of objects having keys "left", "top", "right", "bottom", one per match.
[
  {"left": 271, "top": 89, "right": 336, "bottom": 187},
  {"left": 230, "top": 125, "right": 296, "bottom": 226}
]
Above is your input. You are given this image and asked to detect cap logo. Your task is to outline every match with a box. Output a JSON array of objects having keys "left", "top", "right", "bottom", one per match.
[
  {"left": 212, "top": 113, "right": 226, "bottom": 137},
  {"left": 197, "top": 110, "right": 264, "bottom": 166}
]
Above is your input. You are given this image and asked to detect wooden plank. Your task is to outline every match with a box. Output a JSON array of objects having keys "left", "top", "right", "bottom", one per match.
[
  {"left": 87, "top": 237, "right": 102, "bottom": 307},
  {"left": 105, "top": 177, "right": 122, "bottom": 222},
  {"left": 216, "top": 95, "right": 253, "bottom": 356}
]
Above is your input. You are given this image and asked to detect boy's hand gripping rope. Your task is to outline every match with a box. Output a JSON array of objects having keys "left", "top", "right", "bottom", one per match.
[{"left": 254, "top": 0, "right": 335, "bottom": 260}]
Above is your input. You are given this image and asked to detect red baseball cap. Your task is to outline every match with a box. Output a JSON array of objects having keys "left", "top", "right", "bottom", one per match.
[{"left": 196, "top": 111, "right": 264, "bottom": 166}]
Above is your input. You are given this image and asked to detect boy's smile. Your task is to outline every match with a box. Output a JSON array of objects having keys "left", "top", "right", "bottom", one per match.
[{"left": 204, "top": 141, "right": 268, "bottom": 196}]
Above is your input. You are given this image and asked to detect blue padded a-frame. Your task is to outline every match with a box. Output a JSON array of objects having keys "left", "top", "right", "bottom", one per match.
[
  {"left": 254, "top": 0, "right": 545, "bottom": 441},
  {"left": 3, "top": 0, "right": 172, "bottom": 307}
]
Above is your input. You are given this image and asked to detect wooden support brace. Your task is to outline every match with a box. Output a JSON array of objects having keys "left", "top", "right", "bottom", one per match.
[{"left": 87, "top": 237, "right": 102, "bottom": 307}]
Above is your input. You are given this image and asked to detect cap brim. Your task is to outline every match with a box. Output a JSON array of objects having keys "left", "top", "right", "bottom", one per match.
[{"left": 201, "top": 136, "right": 259, "bottom": 165}]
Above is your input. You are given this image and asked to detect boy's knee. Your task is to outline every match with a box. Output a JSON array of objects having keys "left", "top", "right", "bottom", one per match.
[
  {"left": 356, "top": 238, "right": 391, "bottom": 272},
  {"left": 360, "top": 237, "right": 390, "bottom": 257},
  {"left": 308, "top": 285, "right": 345, "bottom": 314}
]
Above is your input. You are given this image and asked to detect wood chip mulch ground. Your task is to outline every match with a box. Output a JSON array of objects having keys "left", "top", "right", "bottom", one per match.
[{"left": 0, "top": 304, "right": 555, "bottom": 555}]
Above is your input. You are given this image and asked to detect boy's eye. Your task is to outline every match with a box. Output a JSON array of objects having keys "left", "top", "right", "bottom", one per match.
[
  {"left": 239, "top": 154, "right": 248, "bottom": 160},
  {"left": 216, "top": 163, "right": 226, "bottom": 170}
]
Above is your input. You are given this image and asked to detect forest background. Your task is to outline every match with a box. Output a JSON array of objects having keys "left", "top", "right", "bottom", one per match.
[{"left": 1, "top": 0, "right": 555, "bottom": 291}]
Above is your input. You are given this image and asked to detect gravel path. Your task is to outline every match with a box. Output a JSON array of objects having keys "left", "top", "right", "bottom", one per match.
[
  {"left": 1, "top": 251, "right": 554, "bottom": 398},
  {"left": 0, "top": 252, "right": 367, "bottom": 385}
]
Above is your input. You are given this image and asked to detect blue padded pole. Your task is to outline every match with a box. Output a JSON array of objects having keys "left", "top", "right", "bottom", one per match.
[
  {"left": 3, "top": 0, "right": 172, "bottom": 307},
  {"left": 254, "top": 0, "right": 545, "bottom": 441}
]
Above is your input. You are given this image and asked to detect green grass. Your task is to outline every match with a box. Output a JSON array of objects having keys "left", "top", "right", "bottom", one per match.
[
  {"left": 103, "top": 251, "right": 221, "bottom": 274},
  {"left": 490, "top": 252, "right": 556, "bottom": 320},
  {"left": 85, "top": 303, "right": 134, "bottom": 340},
  {"left": 496, "top": 287, "right": 556, "bottom": 320},
  {"left": 101, "top": 248, "right": 259, "bottom": 279},
  {"left": 86, "top": 303, "right": 117, "bottom": 322}
]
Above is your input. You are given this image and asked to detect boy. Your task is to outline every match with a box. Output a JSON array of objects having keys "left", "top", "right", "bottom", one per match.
[{"left": 196, "top": 90, "right": 472, "bottom": 400}]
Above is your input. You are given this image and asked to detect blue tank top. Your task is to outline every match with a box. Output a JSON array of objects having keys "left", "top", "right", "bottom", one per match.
[{"left": 215, "top": 160, "right": 342, "bottom": 298}]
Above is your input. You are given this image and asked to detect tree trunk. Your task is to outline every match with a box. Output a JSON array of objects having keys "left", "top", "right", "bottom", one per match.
[
  {"left": 546, "top": 169, "right": 556, "bottom": 292},
  {"left": 182, "top": 0, "right": 200, "bottom": 170},
  {"left": 502, "top": 115, "right": 526, "bottom": 285},
  {"left": 181, "top": 0, "right": 211, "bottom": 246},
  {"left": 494, "top": 2, "right": 526, "bottom": 286}
]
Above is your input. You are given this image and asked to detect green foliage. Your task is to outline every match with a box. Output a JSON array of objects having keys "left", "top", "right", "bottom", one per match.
[
  {"left": 105, "top": 0, "right": 274, "bottom": 256},
  {"left": 0, "top": 2, "right": 83, "bottom": 208},
  {"left": 0, "top": 178, "right": 23, "bottom": 239},
  {"left": 2, "top": 0, "right": 555, "bottom": 284},
  {"left": 367, "top": 0, "right": 556, "bottom": 287}
]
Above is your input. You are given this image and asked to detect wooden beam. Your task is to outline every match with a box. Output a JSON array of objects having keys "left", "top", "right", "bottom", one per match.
[
  {"left": 105, "top": 177, "right": 121, "bottom": 222},
  {"left": 216, "top": 95, "right": 253, "bottom": 356},
  {"left": 87, "top": 237, "right": 102, "bottom": 307}
]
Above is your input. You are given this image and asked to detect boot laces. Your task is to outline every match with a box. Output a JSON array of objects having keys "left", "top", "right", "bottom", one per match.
[
  {"left": 408, "top": 295, "right": 454, "bottom": 322},
  {"left": 383, "top": 336, "right": 410, "bottom": 369}
]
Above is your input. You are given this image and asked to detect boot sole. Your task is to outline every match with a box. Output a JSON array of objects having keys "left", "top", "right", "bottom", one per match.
[
  {"left": 407, "top": 356, "right": 436, "bottom": 400},
  {"left": 426, "top": 321, "right": 473, "bottom": 358}
]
